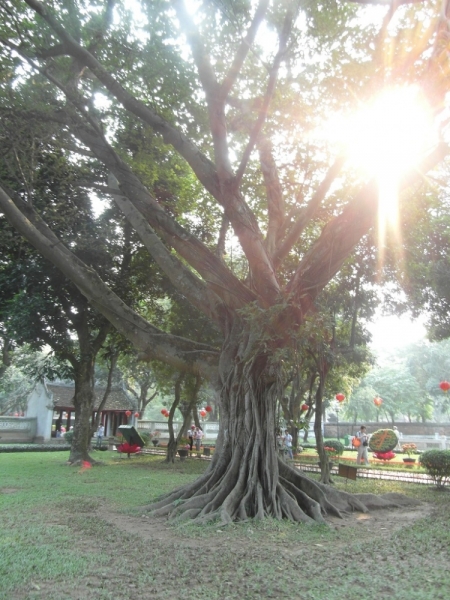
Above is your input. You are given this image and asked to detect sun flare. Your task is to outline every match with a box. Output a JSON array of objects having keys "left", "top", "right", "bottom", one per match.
[{"left": 326, "top": 85, "right": 437, "bottom": 254}]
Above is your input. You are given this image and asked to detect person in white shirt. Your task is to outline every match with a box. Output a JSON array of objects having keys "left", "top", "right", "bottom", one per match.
[
  {"left": 284, "top": 429, "right": 293, "bottom": 459},
  {"left": 356, "top": 425, "right": 369, "bottom": 464},
  {"left": 96, "top": 424, "right": 105, "bottom": 448},
  {"left": 195, "top": 427, "right": 204, "bottom": 451}
]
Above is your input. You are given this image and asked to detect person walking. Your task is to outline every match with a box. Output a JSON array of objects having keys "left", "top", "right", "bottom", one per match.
[
  {"left": 356, "top": 425, "right": 369, "bottom": 465},
  {"left": 96, "top": 423, "right": 105, "bottom": 448}
]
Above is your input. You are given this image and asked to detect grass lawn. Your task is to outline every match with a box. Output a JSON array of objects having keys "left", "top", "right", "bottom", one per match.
[{"left": 1, "top": 450, "right": 449, "bottom": 600}]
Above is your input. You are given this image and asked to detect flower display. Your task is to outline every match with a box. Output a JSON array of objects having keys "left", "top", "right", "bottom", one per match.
[
  {"left": 368, "top": 429, "right": 398, "bottom": 453},
  {"left": 402, "top": 443, "right": 417, "bottom": 457},
  {"left": 373, "top": 451, "right": 396, "bottom": 461},
  {"left": 324, "top": 446, "right": 340, "bottom": 460}
]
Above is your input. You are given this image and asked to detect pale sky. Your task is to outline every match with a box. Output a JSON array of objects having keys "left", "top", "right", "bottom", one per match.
[{"left": 367, "top": 313, "right": 427, "bottom": 351}]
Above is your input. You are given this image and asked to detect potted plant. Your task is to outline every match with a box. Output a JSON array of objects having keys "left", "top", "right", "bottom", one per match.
[
  {"left": 151, "top": 430, "right": 161, "bottom": 446},
  {"left": 320, "top": 439, "right": 344, "bottom": 467},
  {"left": 317, "top": 441, "right": 343, "bottom": 468},
  {"left": 177, "top": 437, "right": 190, "bottom": 460},
  {"left": 402, "top": 443, "right": 417, "bottom": 465}
]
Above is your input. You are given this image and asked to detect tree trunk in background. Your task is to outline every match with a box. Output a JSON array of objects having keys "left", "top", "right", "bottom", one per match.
[{"left": 69, "top": 358, "right": 96, "bottom": 464}]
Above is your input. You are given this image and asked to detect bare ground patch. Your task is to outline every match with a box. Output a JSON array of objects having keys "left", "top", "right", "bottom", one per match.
[{"left": 9, "top": 498, "right": 446, "bottom": 600}]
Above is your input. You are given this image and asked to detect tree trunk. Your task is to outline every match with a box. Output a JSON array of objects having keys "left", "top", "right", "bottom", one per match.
[
  {"left": 313, "top": 366, "right": 332, "bottom": 485},
  {"left": 69, "top": 358, "right": 96, "bottom": 464},
  {"left": 145, "top": 322, "right": 412, "bottom": 524}
]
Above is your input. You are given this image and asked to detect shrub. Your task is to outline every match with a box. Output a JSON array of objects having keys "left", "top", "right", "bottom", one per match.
[
  {"left": 323, "top": 439, "right": 344, "bottom": 456},
  {"left": 419, "top": 450, "right": 450, "bottom": 489},
  {"left": 368, "top": 429, "right": 398, "bottom": 453},
  {"left": 139, "top": 431, "right": 151, "bottom": 447},
  {"left": 64, "top": 430, "right": 74, "bottom": 444},
  {"left": 0, "top": 444, "right": 71, "bottom": 453}
]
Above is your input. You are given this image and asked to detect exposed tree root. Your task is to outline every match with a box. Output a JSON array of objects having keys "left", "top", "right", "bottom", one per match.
[
  {"left": 142, "top": 455, "right": 419, "bottom": 526},
  {"left": 142, "top": 339, "right": 420, "bottom": 525}
]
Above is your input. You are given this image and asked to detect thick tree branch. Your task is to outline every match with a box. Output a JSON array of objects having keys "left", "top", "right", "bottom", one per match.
[
  {"left": 72, "top": 123, "right": 256, "bottom": 311},
  {"left": 218, "top": 0, "right": 270, "bottom": 103},
  {"left": 286, "top": 143, "right": 449, "bottom": 312},
  {"left": 172, "top": 0, "right": 281, "bottom": 303},
  {"left": 216, "top": 213, "right": 229, "bottom": 260},
  {"left": 22, "top": 0, "right": 221, "bottom": 199},
  {"left": 258, "top": 136, "right": 285, "bottom": 256},
  {"left": 107, "top": 173, "right": 222, "bottom": 323},
  {"left": 273, "top": 156, "right": 345, "bottom": 268},
  {"left": 234, "top": 5, "right": 296, "bottom": 184},
  {"left": 173, "top": 0, "right": 219, "bottom": 102},
  {"left": 0, "top": 186, "right": 220, "bottom": 380},
  {"left": 18, "top": 0, "right": 280, "bottom": 306}
]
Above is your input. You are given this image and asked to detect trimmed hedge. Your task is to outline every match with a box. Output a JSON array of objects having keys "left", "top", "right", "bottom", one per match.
[
  {"left": 0, "top": 444, "right": 71, "bottom": 453},
  {"left": 369, "top": 429, "right": 398, "bottom": 453},
  {"left": 419, "top": 450, "right": 450, "bottom": 488}
]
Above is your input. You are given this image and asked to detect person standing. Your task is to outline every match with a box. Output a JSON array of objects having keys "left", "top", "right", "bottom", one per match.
[
  {"left": 195, "top": 426, "right": 204, "bottom": 451},
  {"left": 188, "top": 425, "right": 195, "bottom": 451},
  {"left": 393, "top": 425, "right": 401, "bottom": 450},
  {"left": 96, "top": 423, "right": 105, "bottom": 448},
  {"left": 356, "top": 425, "right": 369, "bottom": 465},
  {"left": 284, "top": 429, "right": 293, "bottom": 460}
]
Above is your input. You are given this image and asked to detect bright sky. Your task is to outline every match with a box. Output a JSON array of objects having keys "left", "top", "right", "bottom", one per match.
[{"left": 367, "top": 313, "right": 427, "bottom": 351}]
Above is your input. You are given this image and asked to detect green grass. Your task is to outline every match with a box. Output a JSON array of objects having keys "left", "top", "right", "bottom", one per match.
[{"left": 0, "top": 450, "right": 449, "bottom": 600}]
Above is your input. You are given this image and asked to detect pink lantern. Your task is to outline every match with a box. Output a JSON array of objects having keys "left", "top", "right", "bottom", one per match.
[
  {"left": 199, "top": 409, "right": 207, "bottom": 417},
  {"left": 335, "top": 393, "right": 345, "bottom": 402},
  {"left": 125, "top": 410, "right": 132, "bottom": 417},
  {"left": 134, "top": 412, "right": 140, "bottom": 418}
]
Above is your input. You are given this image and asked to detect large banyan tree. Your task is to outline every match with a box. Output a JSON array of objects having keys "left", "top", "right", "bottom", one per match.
[{"left": 0, "top": 0, "right": 449, "bottom": 522}]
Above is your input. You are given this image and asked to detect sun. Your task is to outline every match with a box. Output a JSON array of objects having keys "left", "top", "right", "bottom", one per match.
[
  {"left": 326, "top": 85, "right": 437, "bottom": 251},
  {"left": 348, "top": 86, "right": 435, "bottom": 224}
]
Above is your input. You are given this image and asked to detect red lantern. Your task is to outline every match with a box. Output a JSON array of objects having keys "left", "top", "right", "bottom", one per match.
[
  {"left": 134, "top": 412, "right": 140, "bottom": 418},
  {"left": 125, "top": 410, "right": 132, "bottom": 417},
  {"left": 335, "top": 393, "right": 345, "bottom": 403},
  {"left": 301, "top": 403, "right": 309, "bottom": 411},
  {"left": 199, "top": 409, "right": 207, "bottom": 417},
  {"left": 373, "top": 397, "right": 383, "bottom": 407},
  {"left": 439, "top": 381, "right": 450, "bottom": 393},
  {"left": 205, "top": 405, "right": 213, "bottom": 413},
  {"left": 161, "top": 408, "right": 168, "bottom": 415}
]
